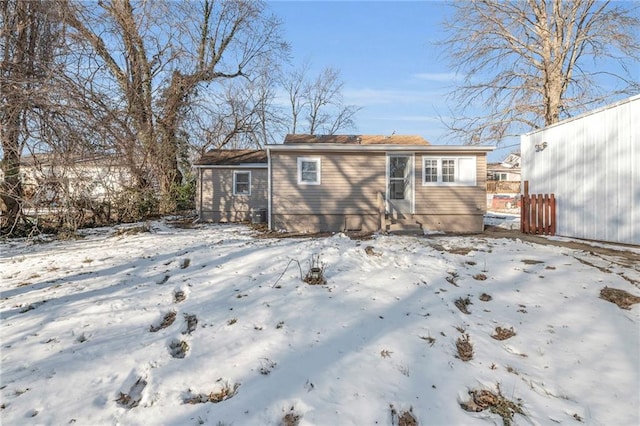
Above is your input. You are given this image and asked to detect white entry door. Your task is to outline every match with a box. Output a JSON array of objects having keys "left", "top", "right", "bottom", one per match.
[{"left": 387, "top": 154, "right": 413, "bottom": 216}]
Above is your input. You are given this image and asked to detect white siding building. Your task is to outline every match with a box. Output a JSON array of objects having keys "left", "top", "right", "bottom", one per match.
[{"left": 521, "top": 95, "right": 639, "bottom": 245}]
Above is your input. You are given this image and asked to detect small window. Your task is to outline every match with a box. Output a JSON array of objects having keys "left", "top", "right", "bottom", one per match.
[
  {"left": 422, "top": 156, "right": 477, "bottom": 186},
  {"left": 233, "top": 171, "right": 251, "bottom": 195},
  {"left": 442, "top": 159, "right": 456, "bottom": 183},
  {"left": 424, "top": 158, "right": 438, "bottom": 183},
  {"left": 297, "top": 157, "right": 321, "bottom": 185}
]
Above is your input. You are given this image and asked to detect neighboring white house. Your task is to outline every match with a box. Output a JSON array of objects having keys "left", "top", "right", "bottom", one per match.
[
  {"left": 521, "top": 94, "right": 639, "bottom": 245},
  {"left": 1, "top": 153, "right": 134, "bottom": 206},
  {"left": 487, "top": 152, "right": 521, "bottom": 181}
]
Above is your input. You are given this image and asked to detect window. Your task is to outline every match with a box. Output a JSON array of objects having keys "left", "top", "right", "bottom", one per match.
[
  {"left": 233, "top": 171, "right": 251, "bottom": 195},
  {"left": 297, "top": 157, "right": 321, "bottom": 185},
  {"left": 442, "top": 159, "right": 456, "bottom": 183},
  {"left": 424, "top": 158, "right": 438, "bottom": 183},
  {"left": 422, "top": 156, "right": 477, "bottom": 186}
]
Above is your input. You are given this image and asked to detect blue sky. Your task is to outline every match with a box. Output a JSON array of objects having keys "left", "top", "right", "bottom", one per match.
[
  {"left": 268, "top": 0, "right": 519, "bottom": 162},
  {"left": 268, "top": 0, "right": 639, "bottom": 163}
]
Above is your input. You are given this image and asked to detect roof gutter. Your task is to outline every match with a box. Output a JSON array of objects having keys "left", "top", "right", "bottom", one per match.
[
  {"left": 266, "top": 144, "right": 495, "bottom": 152},
  {"left": 192, "top": 163, "right": 268, "bottom": 169}
]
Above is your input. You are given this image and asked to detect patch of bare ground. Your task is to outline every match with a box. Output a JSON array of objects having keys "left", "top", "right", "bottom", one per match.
[
  {"left": 455, "top": 333, "right": 474, "bottom": 361},
  {"left": 460, "top": 385, "right": 524, "bottom": 426},
  {"left": 484, "top": 226, "right": 640, "bottom": 265},
  {"left": 491, "top": 326, "right": 516, "bottom": 340},
  {"left": 165, "top": 216, "right": 199, "bottom": 228},
  {"left": 280, "top": 406, "right": 301, "bottom": 426},
  {"left": 183, "top": 381, "right": 239, "bottom": 404},
  {"left": 149, "top": 311, "right": 176, "bottom": 332},
  {"left": 431, "top": 243, "right": 474, "bottom": 255},
  {"left": 521, "top": 259, "right": 544, "bottom": 265},
  {"left": 600, "top": 287, "right": 640, "bottom": 310},
  {"left": 390, "top": 404, "right": 418, "bottom": 426},
  {"left": 112, "top": 224, "right": 151, "bottom": 237},
  {"left": 473, "top": 273, "right": 487, "bottom": 280}
]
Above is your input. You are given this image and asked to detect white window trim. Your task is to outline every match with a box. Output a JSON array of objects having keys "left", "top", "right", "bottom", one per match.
[
  {"left": 297, "top": 157, "right": 321, "bottom": 185},
  {"left": 422, "top": 156, "right": 477, "bottom": 186},
  {"left": 233, "top": 170, "right": 251, "bottom": 195}
]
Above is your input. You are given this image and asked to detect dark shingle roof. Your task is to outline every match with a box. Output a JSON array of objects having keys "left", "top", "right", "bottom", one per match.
[
  {"left": 283, "top": 134, "right": 430, "bottom": 145},
  {"left": 194, "top": 149, "right": 267, "bottom": 166}
]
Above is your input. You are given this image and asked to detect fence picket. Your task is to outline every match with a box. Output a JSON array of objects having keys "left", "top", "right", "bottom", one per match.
[{"left": 520, "top": 181, "right": 556, "bottom": 236}]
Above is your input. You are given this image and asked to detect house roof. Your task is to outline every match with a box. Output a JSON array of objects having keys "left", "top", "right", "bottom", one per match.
[
  {"left": 283, "top": 134, "right": 430, "bottom": 145},
  {"left": 194, "top": 149, "right": 267, "bottom": 166}
]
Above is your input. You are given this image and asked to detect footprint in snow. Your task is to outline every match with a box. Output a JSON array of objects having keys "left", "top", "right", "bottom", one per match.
[
  {"left": 173, "top": 289, "right": 186, "bottom": 303},
  {"left": 116, "top": 376, "right": 147, "bottom": 409},
  {"left": 169, "top": 339, "right": 189, "bottom": 358},
  {"left": 182, "top": 314, "right": 198, "bottom": 335}
]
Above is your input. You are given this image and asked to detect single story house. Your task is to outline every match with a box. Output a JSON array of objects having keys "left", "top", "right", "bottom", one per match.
[
  {"left": 521, "top": 94, "right": 639, "bottom": 245},
  {"left": 195, "top": 134, "right": 494, "bottom": 233}
]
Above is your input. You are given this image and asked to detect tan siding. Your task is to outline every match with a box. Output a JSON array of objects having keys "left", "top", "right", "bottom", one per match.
[
  {"left": 199, "top": 167, "right": 267, "bottom": 222},
  {"left": 270, "top": 150, "right": 489, "bottom": 232},
  {"left": 414, "top": 154, "right": 487, "bottom": 215},
  {"left": 271, "top": 152, "right": 386, "bottom": 215}
]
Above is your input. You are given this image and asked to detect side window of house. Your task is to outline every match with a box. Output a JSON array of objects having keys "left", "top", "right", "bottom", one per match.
[
  {"left": 422, "top": 156, "right": 477, "bottom": 186},
  {"left": 233, "top": 171, "right": 251, "bottom": 195},
  {"left": 297, "top": 157, "right": 321, "bottom": 185}
]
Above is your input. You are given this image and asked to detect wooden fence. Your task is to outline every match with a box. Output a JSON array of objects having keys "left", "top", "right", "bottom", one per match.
[{"left": 520, "top": 181, "right": 556, "bottom": 236}]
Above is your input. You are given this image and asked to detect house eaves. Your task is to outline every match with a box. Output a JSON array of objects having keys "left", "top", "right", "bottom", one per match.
[
  {"left": 266, "top": 144, "right": 495, "bottom": 153},
  {"left": 193, "top": 163, "right": 267, "bottom": 169}
]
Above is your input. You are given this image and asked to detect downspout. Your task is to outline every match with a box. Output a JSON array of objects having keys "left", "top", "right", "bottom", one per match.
[
  {"left": 267, "top": 148, "right": 272, "bottom": 230},
  {"left": 197, "top": 167, "right": 203, "bottom": 222}
]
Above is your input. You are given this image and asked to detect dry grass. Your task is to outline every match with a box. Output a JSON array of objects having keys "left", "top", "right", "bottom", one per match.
[
  {"left": 456, "top": 333, "right": 474, "bottom": 361},
  {"left": 183, "top": 382, "right": 239, "bottom": 404},
  {"left": 116, "top": 377, "right": 147, "bottom": 409},
  {"left": 479, "top": 293, "right": 492, "bottom": 302},
  {"left": 491, "top": 326, "right": 516, "bottom": 341},
  {"left": 454, "top": 297, "right": 472, "bottom": 315},
  {"left": 600, "top": 287, "right": 640, "bottom": 310},
  {"left": 460, "top": 385, "right": 524, "bottom": 426},
  {"left": 280, "top": 406, "right": 301, "bottom": 426},
  {"left": 473, "top": 273, "right": 487, "bottom": 281},
  {"left": 390, "top": 404, "right": 418, "bottom": 426},
  {"left": 149, "top": 311, "right": 176, "bottom": 332}
]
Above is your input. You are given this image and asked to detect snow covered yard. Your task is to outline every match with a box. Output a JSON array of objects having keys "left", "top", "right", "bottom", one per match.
[{"left": 1, "top": 220, "right": 639, "bottom": 426}]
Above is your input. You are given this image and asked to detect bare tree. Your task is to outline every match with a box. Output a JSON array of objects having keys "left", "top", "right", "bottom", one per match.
[
  {"left": 1, "top": 0, "right": 64, "bottom": 233},
  {"left": 282, "top": 64, "right": 360, "bottom": 135},
  {"left": 188, "top": 61, "right": 284, "bottom": 155},
  {"left": 60, "top": 0, "right": 286, "bottom": 213},
  {"left": 441, "top": 0, "right": 640, "bottom": 145}
]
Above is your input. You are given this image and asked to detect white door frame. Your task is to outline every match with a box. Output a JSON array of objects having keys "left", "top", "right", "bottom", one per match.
[{"left": 385, "top": 153, "right": 414, "bottom": 215}]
